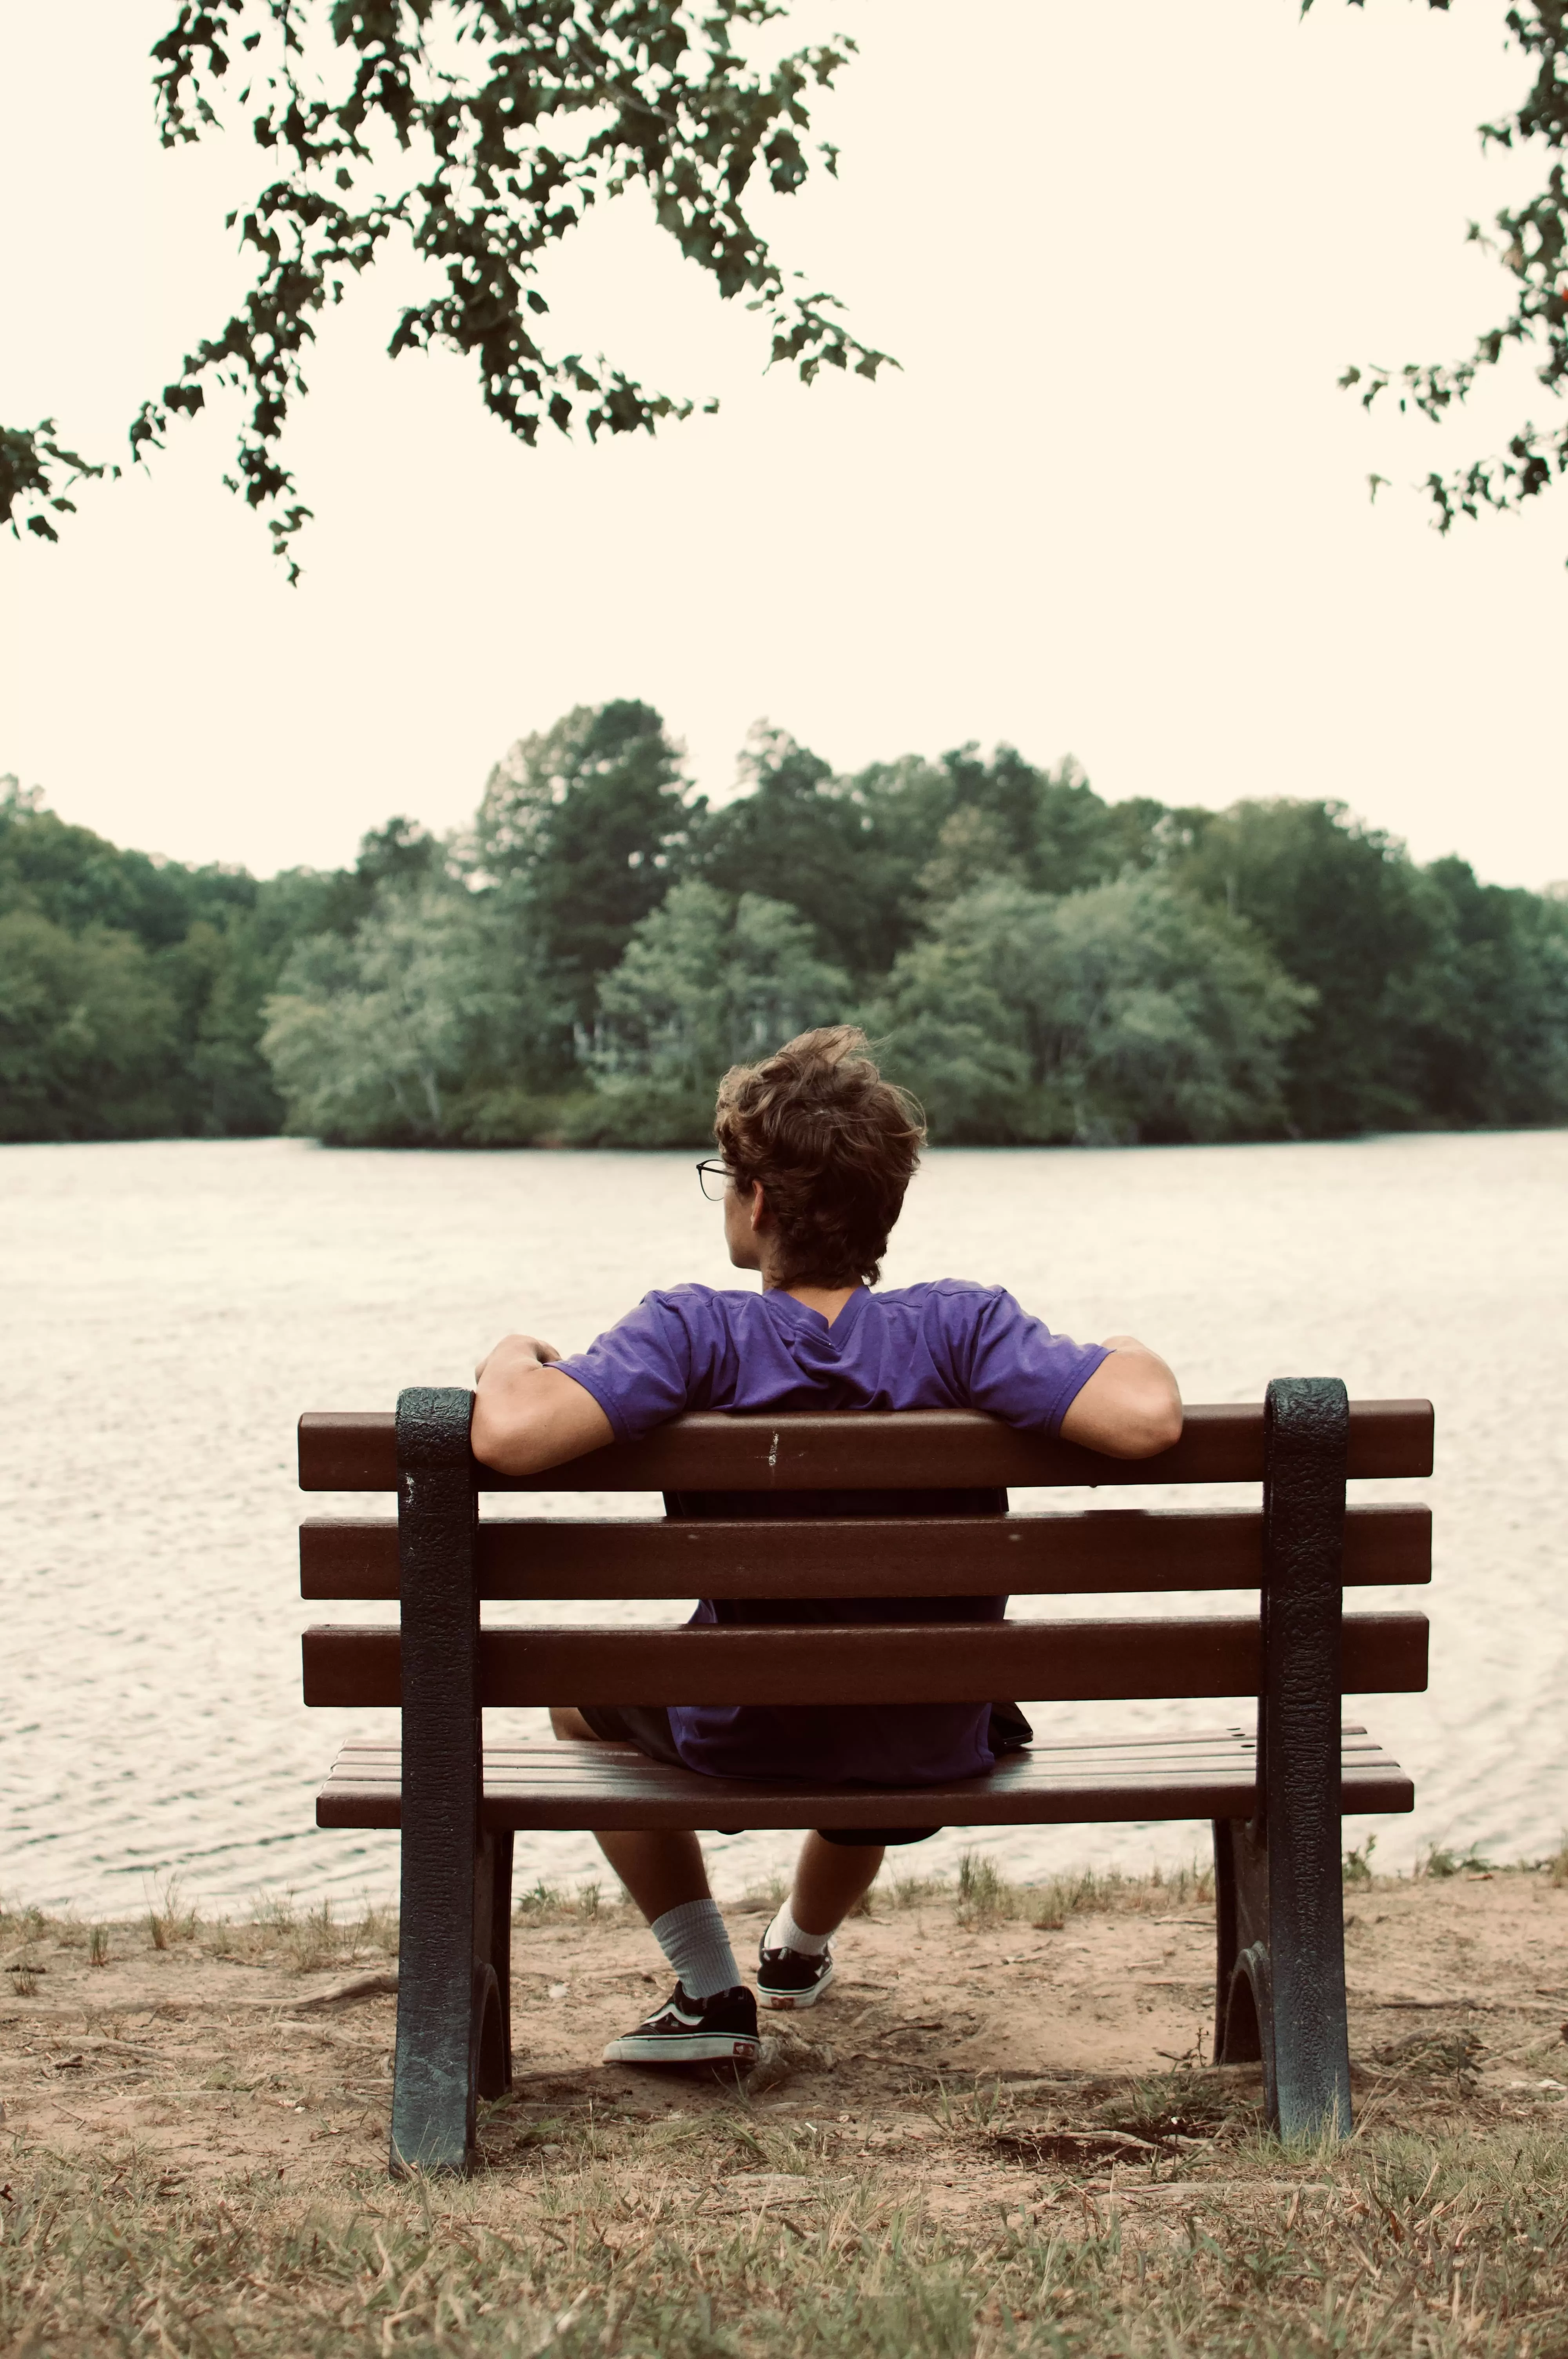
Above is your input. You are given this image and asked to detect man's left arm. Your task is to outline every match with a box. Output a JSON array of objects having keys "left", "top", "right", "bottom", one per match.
[
  {"left": 1058, "top": 1334, "right": 1182, "bottom": 1459},
  {"left": 471, "top": 1333, "right": 614, "bottom": 1476}
]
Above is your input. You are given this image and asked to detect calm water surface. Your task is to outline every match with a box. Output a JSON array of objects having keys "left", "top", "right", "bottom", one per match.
[{"left": 3, "top": 1133, "right": 1563, "bottom": 1913}]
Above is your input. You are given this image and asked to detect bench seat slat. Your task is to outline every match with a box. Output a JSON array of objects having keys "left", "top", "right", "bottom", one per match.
[
  {"left": 301, "top": 1612, "right": 1428, "bottom": 1708},
  {"left": 299, "top": 1502, "right": 1430, "bottom": 1600},
  {"left": 328, "top": 1726, "right": 1390, "bottom": 1773},
  {"left": 298, "top": 1401, "right": 1435, "bottom": 1494},
  {"left": 315, "top": 1732, "right": 1415, "bottom": 1831}
]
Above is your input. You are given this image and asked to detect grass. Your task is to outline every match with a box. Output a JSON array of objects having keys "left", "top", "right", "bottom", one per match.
[
  {"left": 1, "top": 1888, "right": 400, "bottom": 1980},
  {"left": 4, "top": 2127, "right": 1568, "bottom": 2356},
  {"left": 210, "top": 1893, "right": 400, "bottom": 1974},
  {"left": 939, "top": 1850, "right": 1216, "bottom": 1932},
  {"left": 5, "top": 1862, "right": 1568, "bottom": 2351}
]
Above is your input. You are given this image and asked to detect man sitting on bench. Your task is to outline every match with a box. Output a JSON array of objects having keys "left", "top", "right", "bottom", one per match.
[{"left": 471, "top": 1027, "right": 1183, "bottom": 2066}]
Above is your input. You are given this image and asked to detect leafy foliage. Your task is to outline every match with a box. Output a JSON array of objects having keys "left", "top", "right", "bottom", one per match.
[
  {"left": 0, "top": 779, "right": 281, "bottom": 1136},
  {"left": 476, "top": 700, "right": 695, "bottom": 1029},
  {"left": 582, "top": 875, "right": 851, "bottom": 1136},
  {"left": 872, "top": 876, "right": 1313, "bottom": 1145},
  {"left": 0, "top": 912, "right": 183, "bottom": 1142},
  {"left": 0, "top": 423, "right": 118, "bottom": 545},
  {"left": 263, "top": 878, "right": 555, "bottom": 1141},
  {"left": 5, "top": 1, "right": 889, "bottom": 574},
  {"left": 1329, "top": 0, "right": 1568, "bottom": 540},
  {"left": 7, "top": 712, "right": 1568, "bottom": 1149}
]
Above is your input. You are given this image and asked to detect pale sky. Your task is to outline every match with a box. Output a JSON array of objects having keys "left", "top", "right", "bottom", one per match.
[{"left": 3, "top": 0, "right": 1565, "bottom": 887}]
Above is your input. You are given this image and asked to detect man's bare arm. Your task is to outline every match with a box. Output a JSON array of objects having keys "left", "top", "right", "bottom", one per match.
[
  {"left": 1058, "top": 1334, "right": 1183, "bottom": 1459},
  {"left": 470, "top": 1332, "right": 614, "bottom": 1476}
]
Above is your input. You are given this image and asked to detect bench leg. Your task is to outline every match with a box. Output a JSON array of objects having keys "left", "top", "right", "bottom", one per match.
[
  {"left": 389, "top": 1383, "right": 499, "bottom": 2176},
  {"left": 390, "top": 1830, "right": 512, "bottom": 2171},
  {"left": 1213, "top": 1798, "right": 1351, "bottom": 2141},
  {"left": 1257, "top": 1377, "right": 1354, "bottom": 2143},
  {"left": 474, "top": 1829, "right": 514, "bottom": 2101},
  {"left": 1264, "top": 1782, "right": 1352, "bottom": 2143},
  {"left": 1213, "top": 1816, "right": 1278, "bottom": 2124}
]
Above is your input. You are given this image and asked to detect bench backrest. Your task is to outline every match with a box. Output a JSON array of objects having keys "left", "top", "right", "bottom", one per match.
[{"left": 298, "top": 1396, "right": 1432, "bottom": 1711}]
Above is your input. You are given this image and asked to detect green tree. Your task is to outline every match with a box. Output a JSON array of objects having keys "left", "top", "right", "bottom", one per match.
[
  {"left": 475, "top": 701, "right": 693, "bottom": 1031},
  {"left": 0, "top": 911, "right": 184, "bottom": 1140},
  {"left": 0, "top": 776, "right": 283, "bottom": 1135},
  {"left": 1392, "top": 858, "right": 1568, "bottom": 1126},
  {"left": 875, "top": 876, "right": 1312, "bottom": 1146},
  {"left": 0, "top": 777, "right": 256, "bottom": 948},
  {"left": 262, "top": 861, "right": 571, "bottom": 1143},
  {"left": 2, "top": 2, "right": 889, "bottom": 576},
  {"left": 1169, "top": 799, "right": 1444, "bottom": 1135},
  {"left": 931, "top": 747, "right": 1156, "bottom": 897},
  {"left": 263, "top": 883, "right": 498, "bottom": 1142},
  {"left": 686, "top": 735, "right": 1154, "bottom": 982},
  {"left": 584, "top": 876, "right": 852, "bottom": 1140},
  {"left": 688, "top": 729, "right": 900, "bottom": 980}
]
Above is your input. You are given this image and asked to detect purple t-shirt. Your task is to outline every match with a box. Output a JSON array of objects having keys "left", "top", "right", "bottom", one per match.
[{"left": 557, "top": 1281, "right": 1108, "bottom": 1786}]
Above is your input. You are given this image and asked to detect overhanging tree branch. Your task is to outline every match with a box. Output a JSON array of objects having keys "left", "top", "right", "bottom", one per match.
[
  {"left": 1324, "top": 0, "right": 1568, "bottom": 544},
  {"left": 1, "top": 424, "right": 120, "bottom": 545},
  {"left": 6, "top": 1, "right": 892, "bottom": 580}
]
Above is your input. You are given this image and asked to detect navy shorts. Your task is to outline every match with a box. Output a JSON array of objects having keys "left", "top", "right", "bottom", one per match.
[{"left": 573, "top": 1702, "right": 1033, "bottom": 1848}]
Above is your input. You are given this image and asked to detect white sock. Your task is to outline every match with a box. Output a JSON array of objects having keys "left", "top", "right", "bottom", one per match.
[
  {"left": 650, "top": 1898, "right": 740, "bottom": 2000},
  {"left": 764, "top": 1901, "right": 832, "bottom": 1957}
]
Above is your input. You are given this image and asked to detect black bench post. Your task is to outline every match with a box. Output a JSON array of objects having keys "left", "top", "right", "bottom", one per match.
[
  {"left": 389, "top": 1385, "right": 511, "bottom": 2176},
  {"left": 1214, "top": 1376, "right": 1352, "bottom": 2140}
]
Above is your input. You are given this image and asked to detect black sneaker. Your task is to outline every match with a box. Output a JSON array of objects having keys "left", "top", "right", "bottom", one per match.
[
  {"left": 756, "top": 1937, "right": 835, "bottom": 2011},
  {"left": 601, "top": 1983, "right": 760, "bottom": 2066}
]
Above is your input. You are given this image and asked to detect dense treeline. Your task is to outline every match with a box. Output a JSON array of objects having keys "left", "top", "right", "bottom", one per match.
[{"left": 4, "top": 700, "right": 1568, "bottom": 1147}]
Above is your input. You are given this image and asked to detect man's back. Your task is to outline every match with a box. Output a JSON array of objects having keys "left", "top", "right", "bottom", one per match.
[
  {"left": 554, "top": 1279, "right": 1111, "bottom": 1783},
  {"left": 554, "top": 1277, "right": 1109, "bottom": 1438}
]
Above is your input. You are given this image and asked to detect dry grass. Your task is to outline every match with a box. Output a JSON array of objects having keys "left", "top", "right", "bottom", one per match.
[
  {"left": 6, "top": 1865, "right": 1568, "bottom": 2352},
  {"left": 2, "top": 1888, "right": 399, "bottom": 1982},
  {"left": 4, "top": 2124, "right": 1568, "bottom": 2356},
  {"left": 215, "top": 1894, "right": 400, "bottom": 1974},
  {"left": 863, "top": 1850, "right": 1218, "bottom": 1932}
]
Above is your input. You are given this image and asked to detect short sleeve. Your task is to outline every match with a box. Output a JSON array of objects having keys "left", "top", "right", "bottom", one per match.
[
  {"left": 936, "top": 1287, "right": 1110, "bottom": 1436},
  {"left": 555, "top": 1292, "right": 697, "bottom": 1443}
]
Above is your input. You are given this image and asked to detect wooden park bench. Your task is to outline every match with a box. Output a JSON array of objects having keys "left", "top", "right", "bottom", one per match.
[{"left": 298, "top": 1378, "right": 1432, "bottom": 2174}]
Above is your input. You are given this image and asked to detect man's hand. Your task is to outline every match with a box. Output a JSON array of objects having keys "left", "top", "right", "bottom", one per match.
[
  {"left": 1059, "top": 1335, "right": 1183, "bottom": 1459},
  {"left": 474, "top": 1331, "right": 561, "bottom": 1383},
  {"left": 470, "top": 1331, "right": 613, "bottom": 1477}
]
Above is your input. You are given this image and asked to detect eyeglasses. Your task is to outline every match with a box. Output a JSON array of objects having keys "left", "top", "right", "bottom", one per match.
[{"left": 695, "top": 1158, "right": 733, "bottom": 1201}]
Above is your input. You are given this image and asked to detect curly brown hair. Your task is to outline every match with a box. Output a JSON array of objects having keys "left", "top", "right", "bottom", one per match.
[{"left": 712, "top": 1027, "right": 926, "bottom": 1288}]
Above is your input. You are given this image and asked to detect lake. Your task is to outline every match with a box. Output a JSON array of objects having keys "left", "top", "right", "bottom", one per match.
[{"left": 2, "top": 1132, "right": 1563, "bottom": 1916}]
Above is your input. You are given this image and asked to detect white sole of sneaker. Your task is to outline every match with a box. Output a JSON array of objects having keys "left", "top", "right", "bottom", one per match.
[
  {"left": 757, "top": 1959, "right": 835, "bottom": 2011},
  {"left": 601, "top": 2035, "right": 760, "bottom": 2065}
]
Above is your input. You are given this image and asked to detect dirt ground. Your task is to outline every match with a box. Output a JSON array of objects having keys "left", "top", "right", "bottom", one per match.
[{"left": 4, "top": 1864, "right": 1566, "bottom": 2214}]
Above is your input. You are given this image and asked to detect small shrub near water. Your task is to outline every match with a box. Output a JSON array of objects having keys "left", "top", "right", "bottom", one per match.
[
  {"left": 145, "top": 1876, "right": 198, "bottom": 1951},
  {"left": 515, "top": 1877, "right": 620, "bottom": 1928},
  {"left": 1343, "top": 1832, "right": 1378, "bottom": 1884},
  {"left": 1419, "top": 1842, "right": 1499, "bottom": 1881}
]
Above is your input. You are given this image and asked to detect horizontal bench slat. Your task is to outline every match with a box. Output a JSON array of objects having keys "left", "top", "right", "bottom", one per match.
[
  {"left": 301, "top": 1612, "right": 1428, "bottom": 1708},
  {"left": 299, "top": 1502, "right": 1430, "bottom": 1600},
  {"left": 332, "top": 1718, "right": 1379, "bottom": 1765},
  {"left": 314, "top": 1732, "right": 1416, "bottom": 1830},
  {"left": 298, "top": 1401, "right": 1435, "bottom": 1493}
]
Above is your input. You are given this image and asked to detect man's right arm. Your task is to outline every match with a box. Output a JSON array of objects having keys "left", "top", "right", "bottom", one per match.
[
  {"left": 470, "top": 1332, "right": 615, "bottom": 1477},
  {"left": 1058, "top": 1335, "right": 1183, "bottom": 1459}
]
